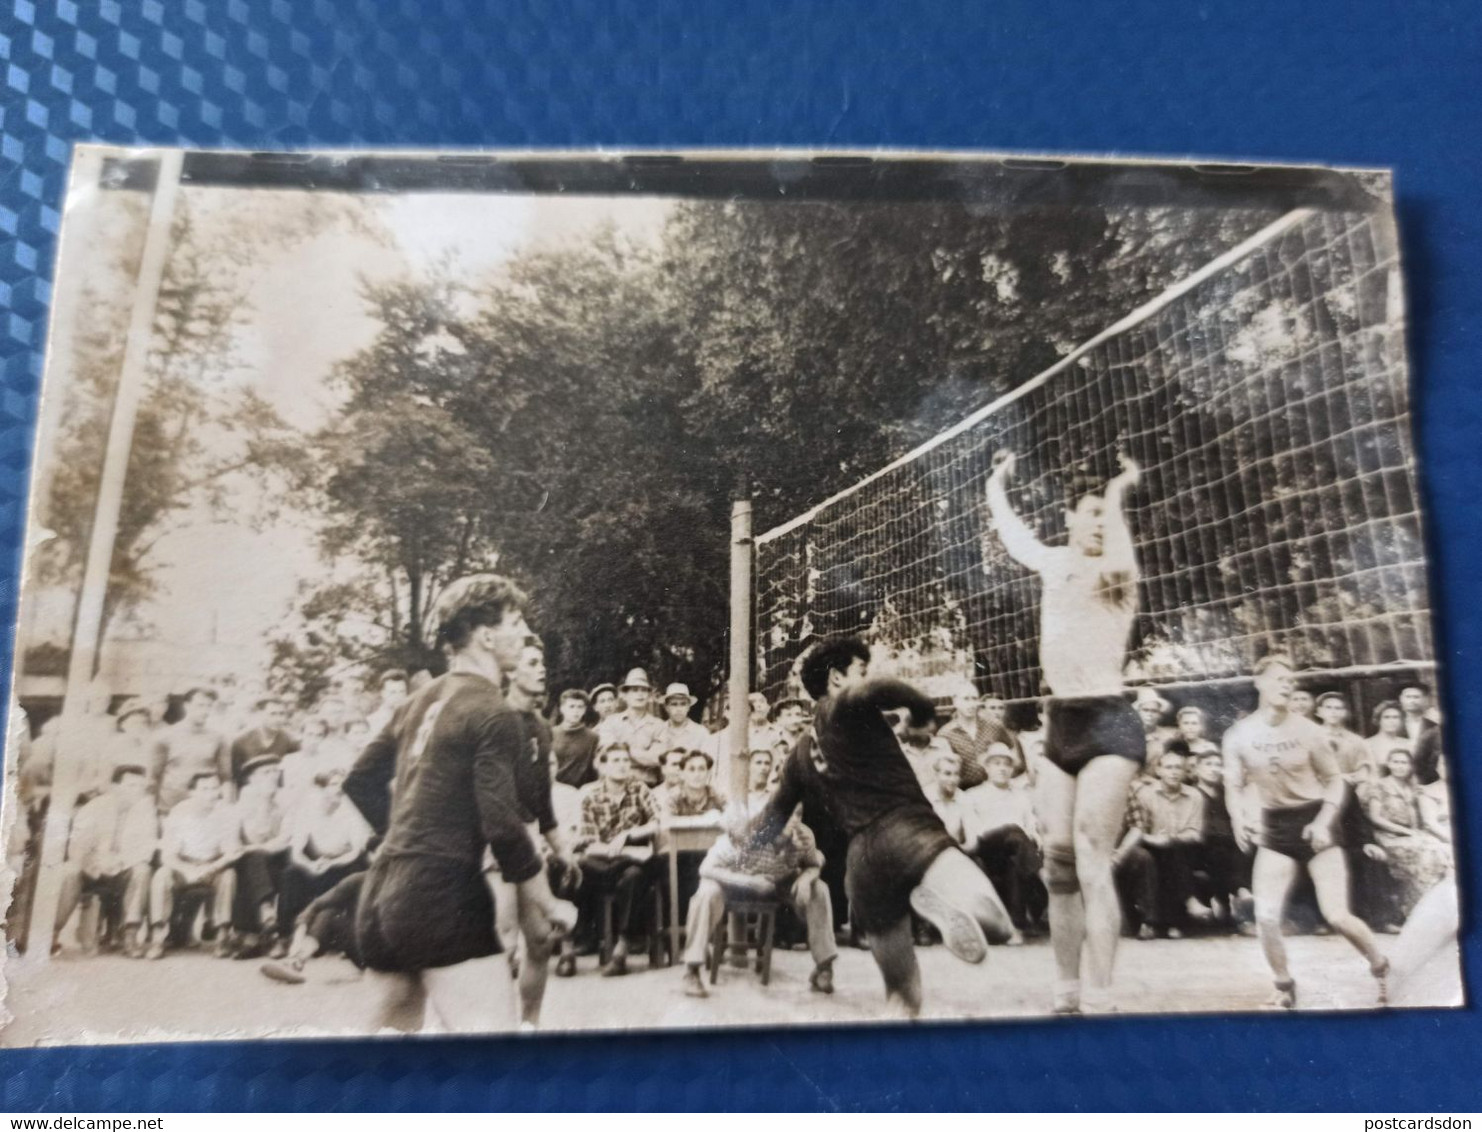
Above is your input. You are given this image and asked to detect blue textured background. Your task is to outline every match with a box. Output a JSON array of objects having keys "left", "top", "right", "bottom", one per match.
[{"left": 1, "top": 0, "right": 1479, "bottom": 1113}]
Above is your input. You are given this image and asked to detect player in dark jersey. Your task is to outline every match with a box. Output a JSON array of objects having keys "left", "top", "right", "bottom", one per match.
[
  {"left": 343, "top": 573, "right": 571, "bottom": 1034},
  {"left": 752, "top": 637, "right": 1012, "bottom": 1018}
]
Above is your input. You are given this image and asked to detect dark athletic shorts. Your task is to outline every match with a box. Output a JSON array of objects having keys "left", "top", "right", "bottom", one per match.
[
  {"left": 355, "top": 854, "right": 501, "bottom": 974},
  {"left": 302, "top": 870, "right": 366, "bottom": 966},
  {"left": 845, "top": 805, "right": 958, "bottom": 934},
  {"left": 1043, "top": 694, "right": 1145, "bottom": 776},
  {"left": 1261, "top": 800, "right": 1342, "bottom": 865}
]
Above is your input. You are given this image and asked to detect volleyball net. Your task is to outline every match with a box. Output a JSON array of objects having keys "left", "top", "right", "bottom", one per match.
[{"left": 753, "top": 207, "right": 1430, "bottom": 702}]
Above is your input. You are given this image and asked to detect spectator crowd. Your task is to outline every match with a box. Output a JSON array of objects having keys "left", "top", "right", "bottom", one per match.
[{"left": 4, "top": 655, "right": 1454, "bottom": 992}]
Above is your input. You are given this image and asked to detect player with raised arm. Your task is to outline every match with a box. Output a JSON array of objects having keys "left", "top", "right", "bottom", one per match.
[
  {"left": 750, "top": 637, "right": 1013, "bottom": 1019},
  {"left": 985, "top": 450, "right": 1145, "bottom": 1015},
  {"left": 1223, "top": 654, "right": 1389, "bottom": 1009},
  {"left": 343, "top": 574, "right": 573, "bottom": 1034}
]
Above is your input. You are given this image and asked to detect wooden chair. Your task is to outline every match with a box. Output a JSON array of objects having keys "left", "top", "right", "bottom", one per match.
[{"left": 706, "top": 897, "right": 779, "bottom": 987}]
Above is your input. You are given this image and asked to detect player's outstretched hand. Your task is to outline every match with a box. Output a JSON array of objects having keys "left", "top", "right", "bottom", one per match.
[
  {"left": 1115, "top": 453, "right": 1141, "bottom": 486},
  {"left": 990, "top": 450, "right": 1016, "bottom": 480}
]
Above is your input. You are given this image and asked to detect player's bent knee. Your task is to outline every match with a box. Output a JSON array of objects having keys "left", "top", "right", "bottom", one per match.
[{"left": 1043, "top": 842, "right": 1079, "bottom": 895}]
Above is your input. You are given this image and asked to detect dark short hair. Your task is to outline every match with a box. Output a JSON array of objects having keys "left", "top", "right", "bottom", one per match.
[
  {"left": 1400, "top": 682, "right": 1431, "bottom": 697},
  {"left": 1315, "top": 691, "right": 1347, "bottom": 709},
  {"left": 680, "top": 749, "right": 714, "bottom": 770},
  {"left": 187, "top": 771, "right": 219, "bottom": 789},
  {"left": 379, "top": 669, "right": 409, "bottom": 688},
  {"left": 1158, "top": 749, "right": 1188, "bottom": 769},
  {"left": 112, "top": 764, "right": 148, "bottom": 784},
  {"left": 183, "top": 686, "right": 219, "bottom": 705},
  {"left": 800, "top": 637, "right": 871, "bottom": 700},
  {"left": 434, "top": 574, "right": 530, "bottom": 653},
  {"left": 597, "top": 742, "right": 631, "bottom": 761},
  {"left": 1163, "top": 738, "right": 1192, "bottom": 759},
  {"left": 663, "top": 746, "right": 689, "bottom": 763},
  {"left": 559, "top": 688, "right": 590, "bottom": 707},
  {"left": 254, "top": 696, "right": 284, "bottom": 711}
]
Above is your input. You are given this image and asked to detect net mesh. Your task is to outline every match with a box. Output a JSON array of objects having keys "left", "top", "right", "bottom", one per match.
[{"left": 754, "top": 208, "right": 1430, "bottom": 702}]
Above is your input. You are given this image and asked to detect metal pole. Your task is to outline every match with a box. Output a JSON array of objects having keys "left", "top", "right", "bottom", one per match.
[
  {"left": 26, "top": 149, "right": 183, "bottom": 961},
  {"left": 725, "top": 499, "right": 753, "bottom": 803}
]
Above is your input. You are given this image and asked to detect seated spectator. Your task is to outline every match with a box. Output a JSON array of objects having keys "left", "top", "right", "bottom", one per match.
[
  {"left": 55, "top": 764, "right": 158, "bottom": 957},
  {"left": 147, "top": 772, "right": 241, "bottom": 959},
  {"left": 1133, "top": 688, "right": 1177, "bottom": 770},
  {"left": 1335, "top": 768, "right": 1399, "bottom": 933},
  {"left": 651, "top": 746, "right": 689, "bottom": 816},
  {"left": 664, "top": 750, "right": 726, "bottom": 818},
  {"left": 559, "top": 743, "right": 660, "bottom": 978},
  {"left": 1365, "top": 747, "right": 1452, "bottom": 918},
  {"left": 958, "top": 744, "right": 1042, "bottom": 943},
  {"left": 229, "top": 697, "right": 299, "bottom": 788},
  {"left": 1367, "top": 700, "right": 1412, "bottom": 770},
  {"left": 679, "top": 800, "right": 835, "bottom": 998},
  {"left": 227, "top": 755, "right": 292, "bottom": 958},
  {"left": 552, "top": 689, "right": 600, "bottom": 788},
  {"left": 1114, "top": 750, "right": 1204, "bottom": 939},
  {"left": 1187, "top": 750, "right": 1252, "bottom": 931},
  {"left": 275, "top": 769, "right": 372, "bottom": 956},
  {"left": 1315, "top": 691, "right": 1373, "bottom": 780}
]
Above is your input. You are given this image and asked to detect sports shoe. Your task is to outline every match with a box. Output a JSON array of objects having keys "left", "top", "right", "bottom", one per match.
[
  {"left": 554, "top": 954, "right": 577, "bottom": 978},
  {"left": 809, "top": 962, "right": 835, "bottom": 995},
  {"left": 681, "top": 966, "right": 708, "bottom": 998},
  {"left": 1372, "top": 957, "right": 1391, "bottom": 1007},
  {"left": 1271, "top": 977, "right": 1298, "bottom": 1009},
  {"left": 260, "top": 959, "right": 307, "bottom": 985},
  {"left": 144, "top": 936, "right": 166, "bottom": 961},
  {"left": 600, "top": 953, "right": 629, "bottom": 978},
  {"left": 1052, "top": 981, "right": 1081, "bottom": 1015},
  {"left": 908, "top": 886, "right": 987, "bottom": 965}
]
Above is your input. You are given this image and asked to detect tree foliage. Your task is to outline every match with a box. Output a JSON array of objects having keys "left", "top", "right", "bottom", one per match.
[{"left": 282, "top": 197, "right": 1278, "bottom": 708}]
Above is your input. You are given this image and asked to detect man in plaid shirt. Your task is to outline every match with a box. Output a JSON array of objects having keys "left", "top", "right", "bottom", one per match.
[{"left": 557, "top": 742, "right": 659, "bottom": 978}]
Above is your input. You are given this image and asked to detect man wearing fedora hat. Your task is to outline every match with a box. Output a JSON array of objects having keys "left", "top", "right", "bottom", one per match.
[
  {"left": 588, "top": 684, "right": 621, "bottom": 724},
  {"left": 657, "top": 683, "right": 712, "bottom": 762},
  {"left": 596, "top": 668, "right": 668, "bottom": 787}
]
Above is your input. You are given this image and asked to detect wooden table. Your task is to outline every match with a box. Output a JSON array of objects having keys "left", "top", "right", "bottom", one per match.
[{"left": 655, "top": 819, "right": 722, "bottom": 964}]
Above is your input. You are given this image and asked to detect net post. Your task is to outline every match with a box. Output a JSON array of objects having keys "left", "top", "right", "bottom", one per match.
[
  {"left": 726, "top": 499, "right": 753, "bottom": 803},
  {"left": 24, "top": 149, "right": 184, "bottom": 962}
]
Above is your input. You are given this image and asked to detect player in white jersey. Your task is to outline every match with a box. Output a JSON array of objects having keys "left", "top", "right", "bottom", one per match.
[
  {"left": 1223, "top": 654, "right": 1389, "bottom": 1008},
  {"left": 985, "top": 451, "right": 1145, "bottom": 1015}
]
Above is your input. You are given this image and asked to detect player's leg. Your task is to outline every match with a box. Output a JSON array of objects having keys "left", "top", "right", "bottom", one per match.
[
  {"left": 910, "top": 846, "right": 1012, "bottom": 962},
  {"left": 1250, "top": 848, "right": 1299, "bottom": 1004},
  {"left": 365, "top": 970, "right": 427, "bottom": 1032},
  {"left": 867, "top": 915, "right": 923, "bottom": 1018},
  {"left": 1071, "top": 754, "right": 1140, "bottom": 994},
  {"left": 421, "top": 954, "right": 518, "bottom": 1034},
  {"left": 1386, "top": 878, "right": 1459, "bottom": 1006},
  {"left": 514, "top": 892, "right": 559, "bottom": 1028},
  {"left": 1309, "top": 846, "right": 1389, "bottom": 993},
  {"left": 1033, "top": 754, "right": 1085, "bottom": 1010}
]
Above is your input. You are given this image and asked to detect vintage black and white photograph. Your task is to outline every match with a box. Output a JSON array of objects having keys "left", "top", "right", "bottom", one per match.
[{"left": 0, "top": 147, "right": 1461, "bottom": 1045}]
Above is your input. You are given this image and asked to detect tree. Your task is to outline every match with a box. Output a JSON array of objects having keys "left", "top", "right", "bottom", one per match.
[{"left": 286, "top": 195, "right": 1280, "bottom": 711}]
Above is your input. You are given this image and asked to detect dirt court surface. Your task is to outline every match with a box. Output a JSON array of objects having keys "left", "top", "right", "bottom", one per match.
[{"left": 2, "top": 931, "right": 1462, "bottom": 1046}]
